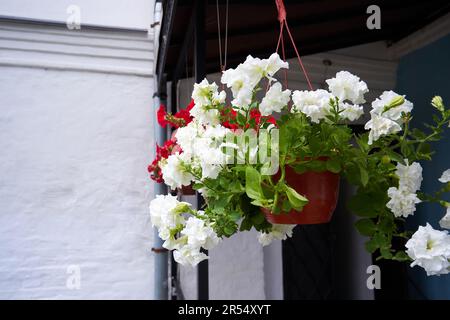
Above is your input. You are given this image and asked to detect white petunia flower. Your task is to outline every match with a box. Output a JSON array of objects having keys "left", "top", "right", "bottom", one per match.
[
  {"left": 221, "top": 56, "right": 262, "bottom": 109},
  {"left": 240, "top": 55, "right": 266, "bottom": 86},
  {"left": 439, "top": 207, "right": 450, "bottom": 230},
  {"left": 232, "top": 85, "right": 254, "bottom": 109},
  {"left": 195, "top": 125, "right": 231, "bottom": 179},
  {"left": 176, "top": 123, "right": 232, "bottom": 181},
  {"left": 259, "top": 82, "right": 291, "bottom": 116},
  {"left": 149, "top": 194, "right": 180, "bottom": 229},
  {"left": 221, "top": 67, "right": 254, "bottom": 109},
  {"left": 386, "top": 187, "right": 421, "bottom": 218},
  {"left": 340, "top": 102, "right": 364, "bottom": 121},
  {"left": 161, "top": 152, "right": 195, "bottom": 190},
  {"left": 326, "top": 71, "right": 368, "bottom": 104},
  {"left": 370, "top": 91, "right": 413, "bottom": 122},
  {"left": 173, "top": 245, "right": 209, "bottom": 267},
  {"left": 264, "top": 53, "right": 289, "bottom": 80},
  {"left": 221, "top": 53, "right": 288, "bottom": 110},
  {"left": 291, "top": 89, "right": 333, "bottom": 123},
  {"left": 149, "top": 195, "right": 188, "bottom": 241},
  {"left": 213, "top": 90, "right": 226, "bottom": 105},
  {"left": 405, "top": 223, "right": 450, "bottom": 276},
  {"left": 192, "top": 79, "right": 215, "bottom": 106},
  {"left": 395, "top": 161, "right": 423, "bottom": 193},
  {"left": 181, "top": 217, "right": 221, "bottom": 250},
  {"left": 438, "top": 169, "right": 450, "bottom": 183},
  {"left": 196, "top": 146, "right": 227, "bottom": 179},
  {"left": 175, "top": 120, "right": 204, "bottom": 155},
  {"left": 190, "top": 79, "right": 225, "bottom": 125},
  {"left": 163, "top": 235, "right": 185, "bottom": 250},
  {"left": 258, "top": 224, "right": 296, "bottom": 246},
  {"left": 192, "top": 79, "right": 222, "bottom": 106},
  {"left": 202, "top": 124, "right": 230, "bottom": 141},
  {"left": 189, "top": 104, "right": 220, "bottom": 126},
  {"left": 364, "top": 113, "right": 402, "bottom": 145}
]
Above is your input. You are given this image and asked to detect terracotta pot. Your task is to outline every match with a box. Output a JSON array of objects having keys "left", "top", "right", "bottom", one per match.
[{"left": 262, "top": 164, "right": 340, "bottom": 225}]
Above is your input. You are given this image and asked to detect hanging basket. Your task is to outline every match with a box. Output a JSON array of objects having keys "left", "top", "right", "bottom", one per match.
[{"left": 262, "top": 161, "right": 340, "bottom": 225}]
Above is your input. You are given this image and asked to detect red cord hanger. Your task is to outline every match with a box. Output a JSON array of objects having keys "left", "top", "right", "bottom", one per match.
[{"left": 275, "top": 0, "right": 314, "bottom": 91}]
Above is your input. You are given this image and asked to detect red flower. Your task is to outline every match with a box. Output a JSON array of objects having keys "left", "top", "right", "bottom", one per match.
[
  {"left": 174, "top": 109, "right": 193, "bottom": 126},
  {"left": 249, "top": 109, "right": 262, "bottom": 126},
  {"left": 158, "top": 102, "right": 194, "bottom": 128},
  {"left": 265, "top": 115, "right": 277, "bottom": 126},
  {"left": 248, "top": 108, "right": 277, "bottom": 129},
  {"left": 221, "top": 107, "right": 239, "bottom": 130},
  {"left": 148, "top": 136, "right": 181, "bottom": 183},
  {"left": 157, "top": 104, "right": 168, "bottom": 127},
  {"left": 186, "top": 99, "right": 195, "bottom": 112},
  {"left": 148, "top": 159, "right": 163, "bottom": 183},
  {"left": 156, "top": 139, "right": 177, "bottom": 159}
]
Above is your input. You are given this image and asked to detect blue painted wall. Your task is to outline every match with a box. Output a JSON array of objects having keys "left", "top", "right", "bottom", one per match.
[{"left": 396, "top": 34, "right": 450, "bottom": 299}]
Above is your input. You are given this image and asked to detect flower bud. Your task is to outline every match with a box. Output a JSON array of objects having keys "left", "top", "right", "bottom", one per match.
[
  {"left": 381, "top": 155, "right": 391, "bottom": 164},
  {"left": 388, "top": 96, "right": 405, "bottom": 108},
  {"left": 172, "top": 202, "right": 192, "bottom": 214},
  {"left": 431, "top": 96, "right": 444, "bottom": 112},
  {"left": 382, "top": 95, "right": 405, "bottom": 114}
]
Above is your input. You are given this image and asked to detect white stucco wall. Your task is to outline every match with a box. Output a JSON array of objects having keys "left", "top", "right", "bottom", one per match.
[
  {"left": 0, "top": 0, "right": 154, "bottom": 30},
  {"left": 0, "top": 19, "right": 155, "bottom": 299}
]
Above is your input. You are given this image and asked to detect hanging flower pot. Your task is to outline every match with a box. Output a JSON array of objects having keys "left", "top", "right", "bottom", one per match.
[
  {"left": 148, "top": 44, "right": 450, "bottom": 276},
  {"left": 262, "top": 162, "right": 340, "bottom": 225}
]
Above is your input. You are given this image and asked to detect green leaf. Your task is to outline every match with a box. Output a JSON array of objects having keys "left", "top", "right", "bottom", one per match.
[
  {"left": 245, "top": 166, "right": 264, "bottom": 200},
  {"left": 224, "top": 223, "right": 238, "bottom": 237},
  {"left": 359, "top": 165, "right": 369, "bottom": 187},
  {"left": 355, "top": 219, "right": 377, "bottom": 236},
  {"left": 308, "top": 135, "right": 322, "bottom": 155},
  {"left": 326, "top": 158, "right": 341, "bottom": 173},
  {"left": 305, "top": 160, "right": 327, "bottom": 172},
  {"left": 373, "top": 232, "right": 390, "bottom": 250},
  {"left": 229, "top": 180, "right": 244, "bottom": 193},
  {"left": 348, "top": 192, "right": 383, "bottom": 217},
  {"left": 281, "top": 199, "right": 292, "bottom": 212},
  {"left": 236, "top": 112, "right": 246, "bottom": 126},
  {"left": 229, "top": 211, "right": 242, "bottom": 222},
  {"left": 377, "top": 216, "right": 396, "bottom": 235},
  {"left": 248, "top": 199, "right": 261, "bottom": 207},
  {"left": 285, "top": 186, "right": 308, "bottom": 211},
  {"left": 239, "top": 217, "right": 252, "bottom": 231},
  {"left": 344, "top": 162, "right": 360, "bottom": 185},
  {"left": 411, "top": 128, "right": 427, "bottom": 140},
  {"left": 393, "top": 251, "right": 410, "bottom": 262},
  {"left": 380, "top": 247, "right": 393, "bottom": 259},
  {"left": 192, "top": 183, "right": 203, "bottom": 190},
  {"left": 213, "top": 194, "right": 233, "bottom": 208},
  {"left": 400, "top": 139, "right": 412, "bottom": 157},
  {"left": 356, "top": 134, "right": 370, "bottom": 153},
  {"left": 384, "top": 149, "right": 403, "bottom": 163},
  {"left": 365, "top": 238, "right": 379, "bottom": 253},
  {"left": 251, "top": 212, "right": 266, "bottom": 225}
]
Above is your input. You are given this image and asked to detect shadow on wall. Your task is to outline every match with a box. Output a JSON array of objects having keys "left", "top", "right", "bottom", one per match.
[{"left": 396, "top": 34, "right": 450, "bottom": 300}]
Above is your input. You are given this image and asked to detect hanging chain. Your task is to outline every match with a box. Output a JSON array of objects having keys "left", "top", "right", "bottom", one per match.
[
  {"left": 223, "top": 0, "right": 229, "bottom": 71},
  {"left": 216, "top": 0, "right": 223, "bottom": 71}
]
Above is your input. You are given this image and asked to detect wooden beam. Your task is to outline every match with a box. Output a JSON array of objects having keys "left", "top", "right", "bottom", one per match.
[
  {"left": 172, "top": 0, "right": 198, "bottom": 83},
  {"left": 156, "top": 0, "right": 178, "bottom": 95}
]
